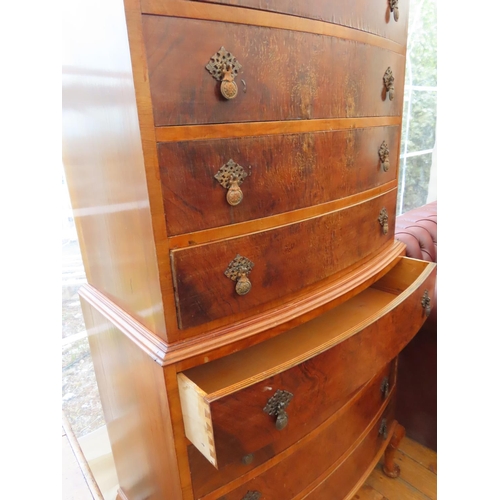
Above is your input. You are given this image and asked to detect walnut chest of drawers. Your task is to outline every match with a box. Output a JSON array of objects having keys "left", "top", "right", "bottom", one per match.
[{"left": 62, "top": 0, "right": 436, "bottom": 499}]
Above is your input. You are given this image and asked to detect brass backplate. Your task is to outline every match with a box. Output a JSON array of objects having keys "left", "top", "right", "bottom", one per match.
[
  {"left": 206, "top": 47, "right": 242, "bottom": 82},
  {"left": 214, "top": 160, "right": 248, "bottom": 189}
]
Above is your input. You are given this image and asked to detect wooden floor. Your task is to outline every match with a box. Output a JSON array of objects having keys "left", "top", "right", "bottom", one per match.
[
  {"left": 355, "top": 438, "right": 437, "bottom": 500},
  {"left": 62, "top": 417, "right": 437, "bottom": 500}
]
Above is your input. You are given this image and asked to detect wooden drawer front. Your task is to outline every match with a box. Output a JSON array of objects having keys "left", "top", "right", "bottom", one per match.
[
  {"left": 191, "top": 0, "right": 409, "bottom": 46},
  {"left": 159, "top": 127, "right": 399, "bottom": 235},
  {"left": 215, "top": 398, "right": 395, "bottom": 500},
  {"left": 143, "top": 16, "right": 405, "bottom": 126},
  {"left": 188, "top": 362, "right": 396, "bottom": 498},
  {"left": 306, "top": 401, "right": 396, "bottom": 500},
  {"left": 171, "top": 190, "right": 396, "bottom": 330},
  {"left": 178, "top": 258, "right": 435, "bottom": 470}
]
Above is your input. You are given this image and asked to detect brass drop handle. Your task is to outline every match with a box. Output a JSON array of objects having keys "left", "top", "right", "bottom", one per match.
[
  {"left": 227, "top": 176, "right": 244, "bottom": 206},
  {"left": 421, "top": 290, "right": 432, "bottom": 317},
  {"left": 225, "top": 254, "right": 254, "bottom": 296},
  {"left": 378, "top": 207, "right": 389, "bottom": 235},
  {"left": 214, "top": 160, "right": 248, "bottom": 206},
  {"left": 241, "top": 492, "right": 262, "bottom": 500},
  {"left": 206, "top": 47, "right": 242, "bottom": 100},
  {"left": 383, "top": 67, "right": 395, "bottom": 101},
  {"left": 379, "top": 141, "right": 390, "bottom": 172},
  {"left": 221, "top": 66, "right": 238, "bottom": 100},
  {"left": 380, "top": 377, "right": 390, "bottom": 399},
  {"left": 390, "top": 0, "right": 400, "bottom": 21},
  {"left": 379, "top": 418, "right": 388, "bottom": 439},
  {"left": 264, "top": 389, "right": 294, "bottom": 431}
]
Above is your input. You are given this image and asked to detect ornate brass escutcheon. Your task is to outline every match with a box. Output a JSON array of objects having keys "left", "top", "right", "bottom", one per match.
[
  {"left": 389, "top": 0, "right": 400, "bottom": 21},
  {"left": 380, "top": 377, "right": 390, "bottom": 399},
  {"left": 378, "top": 141, "right": 390, "bottom": 172},
  {"left": 225, "top": 254, "right": 254, "bottom": 296},
  {"left": 206, "top": 47, "right": 242, "bottom": 100},
  {"left": 378, "top": 207, "right": 389, "bottom": 235},
  {"left": 263, "top": 389, "right": 294, "bottom": 431},
  {"left": 241, "top": 492, "right": 262, "bottom": 500},
  {"left": 214, "top": 159, "right": 248, "bottom": 206},
  {"left": 383, "top": 67, "right": 395, "bottom": 101},
  {"left": 421, "top": 289, "right": 432, "bottom": 317},
  {"left": 379, "top": 418, "right": 388, "bottom": 439}
]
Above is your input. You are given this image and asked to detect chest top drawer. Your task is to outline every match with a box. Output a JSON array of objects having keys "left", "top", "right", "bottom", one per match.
[
  {"left": 142, "top": 16, "right": 405, "bottom": 126},
  {"left": 159, "top": 127, "right": 399, "bottom": 235},
  {"left": 171, "top": 189, "right": 396, "bottom": 330},
  {"left": 191, "top": 0, "right": 409, "bottom": 46}
]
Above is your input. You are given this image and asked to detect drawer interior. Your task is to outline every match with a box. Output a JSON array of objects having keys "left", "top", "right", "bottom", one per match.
[{"left": 181, "top": 257, "right": 432, "bottom": 395}]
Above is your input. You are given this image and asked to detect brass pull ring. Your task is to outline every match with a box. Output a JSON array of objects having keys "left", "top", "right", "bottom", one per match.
[
  {"left": 241, "top": 492, "right": 262, "bottom": 500},
  {"left": 380, "top": 377, "right": 390, "bottom": 399},
  {"left": 421, "top": 290, "right": 432, "bottom": 317},
  {"left": 225, "top": 254, "right": 254, "bottom": 296},
  {"left": 383, "top": 67, "right": 395, "bottom": 101},
  {"left": 264, "top": 389, "right": 293, "bottom": 431},
  {"left": 378, "top": 141, "right": 390, "bottom": 172},
  {"left": 214, "top": 159, "right": 248, "bottom": 206},
  {"left": 379, "top": 418, "right": 388, "bottom": 439},
  {"left": 389, "top": 0, "right": 400, "bottom": 21},
  {"left": 378, "top": 207, "right": 389, "bottom": 235}
]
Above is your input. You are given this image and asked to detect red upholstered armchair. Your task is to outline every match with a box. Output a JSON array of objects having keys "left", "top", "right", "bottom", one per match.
[{"left": 394, "top": 201, "right": 437, "bottom": 451}]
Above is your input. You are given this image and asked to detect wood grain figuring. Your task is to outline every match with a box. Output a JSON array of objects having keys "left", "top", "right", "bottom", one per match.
[
  {"left": 62, "top": 0, "right": 167, "bottom": 338},
  {"left": 191, "top": 0, "right": 410, "bottom": 46},
  {"left": 140, "top": 0, "right": 405, "bottom": 54},
  {"left": 179, "top": 258, "right": 435, "bottom": 468},
  {"left": 79, "top": 298, "right": 183, "bottom": 500},
  {"left": 142, "top": 15, "right": 406, "bottom": 127},
  {"left": 171, "top": 190, "right": 397, "bottom": 329},
  {"left": 189, "top": 364, "right": 396, "bottom": 498},
  {"left": 159, "top": 127, "right": 400, "bottom": 235},
  {"left": 155, "top": 117, "right": 402, "bottom": 142}
]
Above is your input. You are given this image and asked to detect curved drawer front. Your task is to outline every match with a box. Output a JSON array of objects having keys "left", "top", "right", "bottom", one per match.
[
  {"left": 143, "top": 16, "right": 405, "bottom": 126},
  {"left": 188, "top": 363, "right": 395, "bottom": 498},
  {"left": 178, "top": 257, "right": 436, "bottom": 470},
  {"left": 216, "top": 398, "right": 395, "bottom": 500},
  {"left": 306, "top": 401, "right": 396, "bottom": 500},
  {"left": 159, "top": 127, "right": 399, "bottom": 235},
  {"left": 171, "top": 190, "right": 396, "bottom": 330},
  {"left": 192, "top": 0, "right": 409, "bottom": 46}
]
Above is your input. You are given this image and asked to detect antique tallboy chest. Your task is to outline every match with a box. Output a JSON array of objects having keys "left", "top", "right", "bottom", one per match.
[{"left": 62, "top": 0, "right": 436, "bottom": 498}]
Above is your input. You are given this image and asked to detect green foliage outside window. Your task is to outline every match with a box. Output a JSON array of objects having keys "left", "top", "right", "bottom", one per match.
[{"left": 397, "top": 0, "right": 437, "bottom": 215}]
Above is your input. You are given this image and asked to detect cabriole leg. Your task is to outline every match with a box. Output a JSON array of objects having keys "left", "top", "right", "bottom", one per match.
[{"left": 383, "top": 422, "right": 405, "bottom": 478}]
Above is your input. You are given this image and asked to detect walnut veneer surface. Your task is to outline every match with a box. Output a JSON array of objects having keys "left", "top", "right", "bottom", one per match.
[{"left": 62, "top": 1, "right": 436, "bottom": 499}]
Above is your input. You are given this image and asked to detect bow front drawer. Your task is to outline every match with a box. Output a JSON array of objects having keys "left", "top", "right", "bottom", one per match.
[
  {"left": 142, "top": 15, "right": 405, "bottom": 126},
  {"left": 171, "top": 190, "right": 396, "bottom": 330},
  {"left": 188, "top": 363, "right": 396, "bottom": 498},
  {"left": 159, "top": 127, "right": 399, "bottom": 235},
  {"left": 177, "top": 256, "right": 436, "bottom": 470},
  {"left": 190, "top": 0, "right": 409, "bottom": 45}
]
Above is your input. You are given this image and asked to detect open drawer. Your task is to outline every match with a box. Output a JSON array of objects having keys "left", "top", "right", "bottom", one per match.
[{"left": 177, "top": 257, "right": 436, "bottom": 469}]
